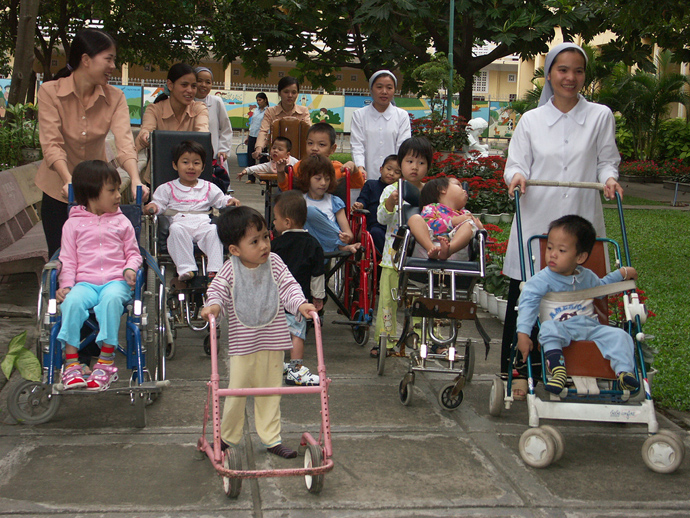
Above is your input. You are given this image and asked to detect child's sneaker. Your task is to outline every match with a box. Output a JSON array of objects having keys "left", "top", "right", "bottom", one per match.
[
  {"left": 62, "top": 364, "right": 87, "bottom": 390},
  {"left": 286, "top": 365, "right": 319, "bottom": 386},
  {"left": 86, "top": 363, "right": 119, "bottom": 391},
  {"left": 617, "top": 371, "right": 640, "bottom": 391},
  {"left": 283, "top": 362, "right": 290, "bottom": 375}
]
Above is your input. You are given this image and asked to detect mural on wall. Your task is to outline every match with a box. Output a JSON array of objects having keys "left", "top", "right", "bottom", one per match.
[
  {"left": 21, "top": 78, "right": 517, "bottom": 138},
  {"left": 0, "top": 78, "right": 10, "bottom": 117}
]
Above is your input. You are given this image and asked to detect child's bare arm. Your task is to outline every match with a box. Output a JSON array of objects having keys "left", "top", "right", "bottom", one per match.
[
  {"left": 620, "top": 266, "right": 638, "bottom": 280},
  {"left": 335, "top": 209, "right": 354, "bottom": 244},
  {"left": 384, "top": 189, "right": 399, "bottom": 212},
  {"left": 516, "top": 332, "right": 533, "bottom": 363}
]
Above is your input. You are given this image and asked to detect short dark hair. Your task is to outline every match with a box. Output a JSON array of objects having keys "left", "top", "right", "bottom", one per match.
[
  {"left": 308, "top": 122, "right": 336, "bottom": 146},
  {"left": 216, "top": 206, "right": 267, "bottom": 248},
  {"left": 168, "top": 62, "right": 196, "bottom": 83},
  {"left": 419, "top": 176, "right": 453, "bottom": 208},
  {"left": 548, "top": 214, "right": 597, "bottom": 256},
  {"left": 278, "top": 76, "right": 300, "bottom": 93},
  {"left": 398, "top": 136, "right": 434, "bottom": 170},
  {"left": 72, "top": 160, "right": 121, "bottom": 206},
  {"left": 256, "top": 92, "right": 268, "bottom": 102},
  {"left": 272, "top": 136, "right": 292, "bottom": 152},
  {"left": 173, "top": 140, "right": 206, "bottom": 164},
  {"left": 382, "top": 154, "right": 399, "bottom": 168},
  {"left": 274, "top": 190, "right": 307, "bottom": 227},
  {"left": 295, "top": 154, "right": 336, "bottom": 193}
]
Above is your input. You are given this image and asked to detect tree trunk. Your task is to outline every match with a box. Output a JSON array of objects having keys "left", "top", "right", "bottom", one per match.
[
  {"left": 7, "top": 0, "right": 40, "bottom": 106},
  {"left": 457, "top": 70, "right": 475, "bottom": 122}
]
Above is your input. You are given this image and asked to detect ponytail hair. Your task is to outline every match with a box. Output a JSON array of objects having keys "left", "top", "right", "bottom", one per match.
[
  {"left": 53, "top": 28, "right": 116, "bottom": 81},
  {"left": 155, "top": 63, "right": 196, "bottom": 103}
]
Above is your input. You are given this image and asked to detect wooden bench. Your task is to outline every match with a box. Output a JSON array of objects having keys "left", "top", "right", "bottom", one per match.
[{"left": 0, "top": 162, "right": 48, "bottom": 282}]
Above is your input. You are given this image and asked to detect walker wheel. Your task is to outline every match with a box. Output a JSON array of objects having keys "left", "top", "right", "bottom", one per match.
[
  {"left": 376, "top": 334, "right": 386, "bottom": 376},
  {"left": 399, "top": 377, "right": 414, "bottom": 406},
  {"left": 203, "top": 334, "right": 211, "bottom": 356},
  {"left": 641, "top": 433, "right": 684, "bottom": 474},
  {"left": 438, "top": 382, "right": 463, "bottom": 411},
  {"left": 222, "top": 447, "right": 243, "bottom": 498},
  {"left": 7, "top": 380, "right": 61, "bottom": 425},
  {"left": 304, "top": 444, "right": 325, "bottom": 494},
  {"left": 519, "top": 427, "right": 556, "bottom": 468},
  {"left": 540, "top": 425, "right": 565, "bottom": 462},
  {"left": 489, "top": 377, "right": 504, "bottom": 417}
]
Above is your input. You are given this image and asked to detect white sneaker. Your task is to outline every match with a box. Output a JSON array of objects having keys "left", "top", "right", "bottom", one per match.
[
  {"left": 286, "top": 365, "right": 319, "bottom": 386},
  {"left": 283, "top": 362, "right": 290, "bottom": 375}
]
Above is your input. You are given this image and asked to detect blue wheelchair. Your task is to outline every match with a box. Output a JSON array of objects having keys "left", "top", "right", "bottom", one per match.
[{"left": 6, "top": 187, "right": 169, "bottom": 428}]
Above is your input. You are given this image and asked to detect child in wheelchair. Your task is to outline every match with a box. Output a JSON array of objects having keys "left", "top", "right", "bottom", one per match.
[
  {"left": 144, "top": 140, "right": 240, "bottom": 281},
  {"left": 56, "top": 160, "right": 142, "bottom": 390},
  {"left": 351, "top": 154, "right": 401, "bottom": 254},
  {"left": 237, "top": 136, "right": 298, "bottom": 182},
  {"left": 516, "top": 214, "right": 640, "bottom": 394},
  {"left": 295, "top": 154, "right": 360, "bottom": 254},
  {"left": 406, "top": 176, "right": 484, "bottom": 261}
]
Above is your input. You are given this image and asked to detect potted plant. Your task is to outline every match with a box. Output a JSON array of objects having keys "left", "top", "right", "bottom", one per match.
[{"left": 3, "top": 102, "right": 41, "bottom": 165}]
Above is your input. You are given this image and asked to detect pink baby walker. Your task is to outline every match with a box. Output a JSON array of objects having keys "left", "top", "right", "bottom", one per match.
[{"left": 197, "top": 312, "right": 334, "bottom": 497}]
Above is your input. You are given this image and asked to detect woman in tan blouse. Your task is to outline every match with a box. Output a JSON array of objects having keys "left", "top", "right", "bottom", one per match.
[
  {"left": 252, "top": 76, "right": 311, "bottom": 159},
  {"left": 135, "top": 63, "right": 209, "bottom": 183},
  {"left": 37, "top": 28, "right": 147, "bottom": 257}
]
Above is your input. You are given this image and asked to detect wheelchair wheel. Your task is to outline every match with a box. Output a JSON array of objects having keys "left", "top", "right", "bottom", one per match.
[
  {"left": 489, "top": 377, "right": 504, "bottom": 417},
  {"left": 146, "top": 266, "right": 168, "bottom": 378},
  {"left": 399, "top": 374, "right": 414, "bottom": 406},
  {"left": 438, "top": 382, "right": 463, "bottom": 411},
  {"left": 7, "top": 380, "right": 61, "bottom": 425},
  {"left": 129, "top": 376, "right": 148, "bottom": 429},
  {"left": 376, "top": 334, "right": 386, "bottom": 376},
  {"left": 304, "top": 444, "right": 325, "bottom": 494},
  {"left": 641, "top": 433, "right": 684, "bottom": 474},
  {"left": 519, "top": 427, "right": 556, "bottom": 468},
  {"left": 351, "top": 309, "right": 369, "bottom": 346},
  {"left": 657, "top": 429, "right": 685, "bottom": 458},
  {"left": 222, "top": 446, "right": 243, "bottom": 498}
]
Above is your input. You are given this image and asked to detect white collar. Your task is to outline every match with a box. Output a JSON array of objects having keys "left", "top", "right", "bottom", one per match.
[{"left": 544, "top": 94, "right": 587, "bottom": 127}]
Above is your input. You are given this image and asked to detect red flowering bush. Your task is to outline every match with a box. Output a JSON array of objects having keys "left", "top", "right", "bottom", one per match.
[
  {"left": 426, "top": 154, "right": 512, "bottom": 214},
  {"left": 619, "top": 159, "right": 690, "bottom": 179},
  {"left": 411, "top": 113, "right": 469, "bottom": 152}
]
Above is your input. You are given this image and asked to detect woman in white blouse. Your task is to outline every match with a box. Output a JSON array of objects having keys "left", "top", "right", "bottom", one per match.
[
  {"left": 194, "top": 67, "right": 233, "bottom": 164},
  {"left": 350, "top": 70, "right": 411, "bottom": 181},
  {"left": 499, "top": 42, "right": 624, "bottom": 379}
]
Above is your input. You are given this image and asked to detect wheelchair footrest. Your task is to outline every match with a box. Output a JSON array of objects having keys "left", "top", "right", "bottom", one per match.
[
  {"left": 330, "top": 319, "right": 371, "bottom": 328},
  {"left": 410, "top": 298, "right": 478, "bottom": 320}
]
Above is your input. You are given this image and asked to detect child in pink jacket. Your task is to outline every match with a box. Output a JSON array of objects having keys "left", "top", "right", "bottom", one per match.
[{"left": 56, "top": 160, "right": 142, "bottom": 391}]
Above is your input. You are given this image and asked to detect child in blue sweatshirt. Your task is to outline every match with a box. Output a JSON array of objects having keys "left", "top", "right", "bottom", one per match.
[{"left": 516, "top": 214, "right": 640, "bottom": 394}]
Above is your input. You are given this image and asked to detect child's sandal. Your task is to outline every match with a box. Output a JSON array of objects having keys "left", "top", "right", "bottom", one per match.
[
  {"left": 86, "top": 363, "right": 119, "bottom": 391},
  {"left": 62, "top": 364, "right": 87, "bottom": 390}
]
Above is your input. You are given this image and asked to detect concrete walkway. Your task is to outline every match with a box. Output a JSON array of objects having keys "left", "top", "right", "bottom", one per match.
[{"left": 0, "top": 159, "right": 688, "bottom": 517}]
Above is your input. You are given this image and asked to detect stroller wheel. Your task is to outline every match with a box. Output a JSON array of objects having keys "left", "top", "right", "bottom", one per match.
[
  {"left": 438, "top": 382, "right": 463, "bottom": 411},
  {"left": 519, "top": 427, "right": 556, "bottom": 468},
  {"left": 399, "top": 376, "right": 414, "bottom": 406},
  {"left": 489, "top": 377, "right": 504, "bottom": 417},
  {"left": 540, "top": 425, "right": 565, "bottom": 462},
  {"left": 641, "top": 433, "right": 684, "bottom": 474},
  {"left": 376, "top": 334, "right": 386, "bottom": 376},
  {"left": 222, "top": 447, "right": 243, "bottom": 498},
  {"left": 304, "top": 444, "right": 325, "bottom": 494}
]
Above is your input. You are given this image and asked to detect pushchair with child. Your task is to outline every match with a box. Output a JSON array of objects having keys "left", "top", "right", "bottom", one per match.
[
  {"left": 6, "top": 187, "right": 169, "bottom": 428},
  {"left": 383, "top": 179, "right": 491, "bottom": 411},
  {"left": 490, "top": 180, "right": 684, "bottom": 473},
  {"left": 144, "top": 130, "right": 223, "bottom": 358},
  {"left": 286, "top": 166, "right": 379, "bottom": 346}
]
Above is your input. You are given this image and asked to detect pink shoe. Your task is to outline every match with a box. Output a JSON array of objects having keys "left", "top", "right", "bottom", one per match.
[
  {"left": 62, "top": 364, "right": 87, "bottom": 390},
  {"left": 86, "top": 363, "right": 119, "bottom": 391}
]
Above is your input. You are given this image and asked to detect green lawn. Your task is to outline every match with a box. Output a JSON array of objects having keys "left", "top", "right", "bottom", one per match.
[
  {"left": 601, "top": 194, "right": 667, "bottom": 206},
  {"left": 604, "top": 209, "right": 690, "bottom": 410}
]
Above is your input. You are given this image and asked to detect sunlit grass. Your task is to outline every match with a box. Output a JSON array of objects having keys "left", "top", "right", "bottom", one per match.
[{"left": 605, "top": 209, "right": 690, "bottom": 410}]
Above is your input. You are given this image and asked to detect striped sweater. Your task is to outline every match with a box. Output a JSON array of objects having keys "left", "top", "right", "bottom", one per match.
[{"left": 205, "top": 253, "right": 306, "bottom": 356}]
